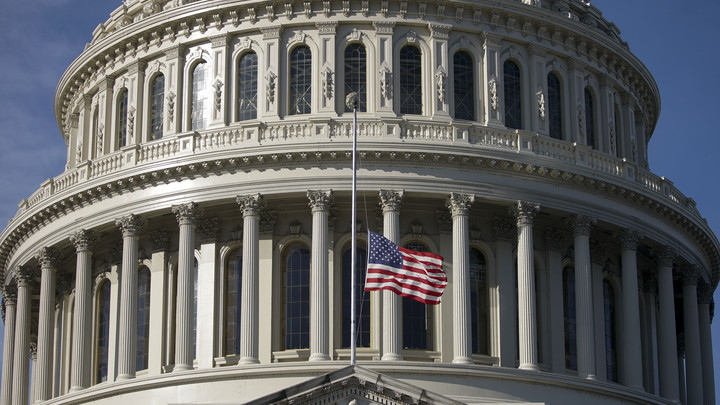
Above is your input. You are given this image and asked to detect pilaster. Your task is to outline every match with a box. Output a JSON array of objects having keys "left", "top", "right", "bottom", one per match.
[
  {"left": 164, "top": 45, "right": 184, "bottom": 135},
  {"left": 373, "top": 21, "right": 395, "bottom": 113},
  {"left": 429, "top": 23, "right": 451, "bottom": 118},
  {"left": 482, "top": 33, "right": 503, "bottom": 126},
  {"left": 260, "top": 26, "right": 282, "bottom": 119},
  {"left": 209, "top": 34, "right": 229, "bottom": 127}
]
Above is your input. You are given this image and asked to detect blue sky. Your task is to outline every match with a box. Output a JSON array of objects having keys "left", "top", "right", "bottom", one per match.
[{"left": 0, "top": 0, "right": 718, "bottom": 399}]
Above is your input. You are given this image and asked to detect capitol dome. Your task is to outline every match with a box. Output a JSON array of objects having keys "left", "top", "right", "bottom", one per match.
[{"left": 0, "top": 0, "right": 717, "bottom": 404}]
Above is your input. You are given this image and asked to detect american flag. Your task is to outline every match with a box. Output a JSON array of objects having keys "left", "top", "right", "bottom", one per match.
[{"left": 364, "top": 231, "right": 447, "bottom": 305}]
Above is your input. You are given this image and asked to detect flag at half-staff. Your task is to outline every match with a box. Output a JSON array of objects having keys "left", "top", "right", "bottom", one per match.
[{"left": 364, "top": 231, "right": 447, "bottom": 305}]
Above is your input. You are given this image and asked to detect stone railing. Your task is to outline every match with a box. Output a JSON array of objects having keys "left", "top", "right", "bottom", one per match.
[{"left": 9, "top": 118, "right": 702, "bottom": 224}]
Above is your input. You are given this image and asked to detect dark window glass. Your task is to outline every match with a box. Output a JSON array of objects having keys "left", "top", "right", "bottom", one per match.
[
  {"left": 117, "top": 89, "right": 129, "bottom": 148},
  {"left": 238, "top": 52, "right": 258, "bottom": 121},
  {"left": 284, "top": 243, "right": 310, "bottom": 350},
  {"left": 96, "top": 281, "right": 111, "bottom": 383},
  {"left": 453, "top": 51, "right": 475, "bottom": 121},
  {"left": 192, "top": 62, "right": 209, "bottom": 130},
  {"left": 503, "top": 60, "right": 522, "bottom": 129},
  {"left": 137, "top": 267, "right": 151, "bottom": 371},
  {"left": 585, "top": 88, "right": 595, "bottom": 148},
  {"left": 470, "top": 248, "right": 488, "bottom": 355},
  {"left": 344, "top": 44, "right": 367, "bottom": 112},
  {"left": 399, "top": 45, "right": 422, "bottom": 115},
  {"left": 604, "top": 280, "right": 618, "bottom": 382},
  {"left": 225, "top": 248, "right": 242, "bottom": 355},
  {"left": 548, "top": 73, "right": 562, "bottom": 139},
  {"left": 150, "top": 74, "right": 164, "bottom": 140},
  {"left": 289, "top": 46, "right": 312, "bottom": 115},
  {"left": 563, "top": 267, "right": 577, "bottom": 371},
  {"left": 403, "top": 241, "right": 430, "bottom": 350},
  {"left": 342, "top": 242, "right": 370, "bottom": 348}
]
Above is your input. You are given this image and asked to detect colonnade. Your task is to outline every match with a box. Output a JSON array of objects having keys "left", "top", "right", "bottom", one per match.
[{"left": 0, "top": 192, "right": 716, "bottom": 405}]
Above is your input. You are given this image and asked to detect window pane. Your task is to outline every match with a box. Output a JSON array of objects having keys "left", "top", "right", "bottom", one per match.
[
  {"left": 604, "top": 280, "right": 618, "bottom": 382},
  {"left": 238, "top": 52, "right": 258, "bottom": 121},
  {"left": 117, "top": 89, "right": 128, "bottom": 148},
  {"left": 453, "top": 51, "right": 475, "bottom": 121},
  {"left": 585, "top": 88, "right": 595, "bottom": 148},
  {"left": 96, "top": 281, "right": 111, "bottom": 383},
  {"left": 344, "top": 44, "right": 367, "bottom": 112},
  {"left": 225, "top": 249, "right": 242, "bottom": 355},
  {"left": 503, "top": 60, "right": 522, "bottom": 129},
  {"left": 399, "top": 45, "right": 422, "bottom": 115},
  {"left": 548, "top": 73, "right": 562, "bottom": 139},
  {"left": 150, "top": 74, "right": 165, "bottom": 140},
  {"left": 284, "top": 243, "right": 310, "bottom": 349},
  {"left": 563, "top": 267, "right": 577, "bottom": 370},
  {"left": 192, "top": 62, "right": 209, "bottom": 130},
  {"left": 470, "top": 248, "right": 488, "bottom": 355},
  {"left": 342, "top": 243, "right": 370, "bottom": 348},
  {"left": 136, "top": 268, "right": 151, "bottom": 371},
  {"left": 289, "top": 46, "right": 312, "bottom": 115}
]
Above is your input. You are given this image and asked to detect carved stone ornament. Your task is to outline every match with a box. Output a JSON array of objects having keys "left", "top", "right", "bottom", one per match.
[
  {"left": 489, "top": 76, "right": 499, "bottom": 111},
  {"left": 447, "top": 193, "right": 475, "bottom": 217},
  {"left": 213, "top": 79, "right": 224, "bottom": 112},
  {"left": 230, "top": 225, "right": 243, "bottom": 241},
  {"left": 544, "top": 227, "right": 564, "bottom": 250},
  {"left": 199, "top": 218, "right": 220, "bottom": 241},
  {"left": 654, "top": 245, "right": 677, "bottom": 268},
  {"left": 259, "top": 209, "right": 277, "bottom": 233},
  {"left": 322, "top": 66, "right": 334, "bottom": 100},
  {"left": 76, "top": 138, "right": 83, "bottom": 162},
  {"left": 237, "top": 193, "right": 263, "bottom": 217},
  {"left": 289, "top": 220, "right": 303, "bottom": 237},
  {"left": 149, "top": 229, "right": 170, "bottom": 252},
  {"left": 96, "top": 123, "right": 104, "bottom": 157},
  {"left": 410, "top": 220, "right": 424, "bottom": 238},
  {"left": 435, "top": 209, "right": 452, "bottom": 233},
  {"left": 566, "top": 214, "right": 596, "bottom": 237},
  {"left": 13, "top": 266, "right": 38, "bottom": 287},
  {"left": 493, "top": 217, "right": 515, "bottom": 242},
  {"left": 609, "top": 120, "right": 617, "bottom": 156},
  {"left": 70, "top": 229, "right": 97, "bottom": 252},
  {"left": 577, "top": 98, "right": 585, "bottom": 138},
  {"left": 167, "top": 91, "right": 176, "bottom": 124},
  {"left": 618, "top": 229, "right": 643, "bottom": 251},
  {"left": 379, "top": 189, "right": 404, "bottom": 213},
  {"left": 142, "top": 0, "right": 162, "bottom": 18},
  {"left": 127, "top": 106, "right": 136, "bottom": 142},
  {"left": 307, "top": 190, "right": 334, "bottom": 211},
  {"left": 172, "top": 202, "right": 202, "bottom": 225},
  {"left": 435, "top": 68, "right": 447, "bottom": 104},
  {"left": 536, "top": 89, "right": 546, "bottom": 120},
  {"left": 265, "top": 71, "right": 277, "bottom": 104},
  {"left": 116, "top": 214, "right": 146, "bottom": 237},
  {"left": 347, "top": 28, "right": 363, "bottom": 42},
  {"left": 589, "top": 239, "right": 606, "bottom": 265},
  {"left": 682, "top": 265, "right": 699, "bottom": 286},
  {"left": 379, "top": 65, "right": 391, "bottom": 100},
  {"left": 512, "top": 201, "right": 540, "bottom": 226},
  {"left": 36, "top": 247, "right": 60, "bottom": 269}
]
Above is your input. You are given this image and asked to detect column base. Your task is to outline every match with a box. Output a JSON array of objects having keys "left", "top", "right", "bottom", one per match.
[
  {"left": 381, "top": 353, "right": 403, "bottom": 361},
  {"left": 115, "top": 373, "right": 135, "bottom": 381},
  {"left": 239, "top": 357, "right": 260, "bottom": 365},
  {"left": 309, "top": 353, "right": 331, "bottom": 362},
  {"left": 584, "top": 374, "right": 598, "bottom": 381},
  {"left": 452, "top": 357, "right": 474, "bottom": 365},
  {"left": 519, "top": 363, "right": 540, "bottom": 371},
  {"left": 173, "top": 364, "right": 194, "bottom": 372},
  {"left": 68, "top": 386, "right": 85, "bottom": 393}
]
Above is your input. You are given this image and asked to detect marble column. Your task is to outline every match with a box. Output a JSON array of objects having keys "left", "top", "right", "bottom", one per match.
[
  {"left": 514, "top": 202, "right": 540, "bottom": 371},
  {"left": 655, "top": 246, "right": 680, "bottom": 402},
  {"left": 237, "top": 194, "right": 262, "bottom": 364},
  {"left": 448, "top": 193, "right": 475, "bottom": 364},
  {"left": 618, "top": 229, "right": 644, "bottom": 389},
  {"left": 1, "top": 285, "right": 17, "bottom": 405},
  {"left": 34, "top": 247, "right": 59, "bottom": 402},
  {"left": 69, "top": 230, "right": 96, "bottom": 391},
  {"left": 28, "top": 341, "right": 37, "bottom": 405},
  {"left": 380, "top": 189, "right": 403, "bottom": 361},
  {"left": 682, "top": 266, "right": 703, "bottom": 405},
  {"left": 11, "top": 267, "right": 35, "bottom": 405},
  {"left": 567, "top": 214, "right": 597, "bottom": 379},
  {"left": 697, "top": 282, "right": 716, "bottom": 405},
  {"left": 307, "top": 190, "right": 333, "bottom": 361},
  {"left": 172, "top": 203, "right": 201, "bottom": 371},
  {"left": 115, "top": 214, "right": 145, "bottom": 380}
]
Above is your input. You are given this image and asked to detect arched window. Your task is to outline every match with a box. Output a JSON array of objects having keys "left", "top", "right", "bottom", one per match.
[
  {"left": 237, "top": 52, "right": 258, "bottom": 121},
  {"left": 191, "top": 61, "right": 209, "bottom": 130},
  {"left": 95, "top": 280, "right": 111, "bottom": 383},
  {"left": 453, "top": 51, "right": 475, "bottom": 121},
  {"left": 289, "top": 46, "right": 312, "bottom": 115},
  {"left": 150, "top": 74, "right": 165, "bottom": 140},
  {"left": 344, "top": 43, "right": 367, "bottom": 112},
  {"left": 585, "top": 88, "right": 595, "bottom": 148},
  {"left": 399, "top": 45, "right": 422, "bottom": 115},
  {"left": 116, "top": 89, "right": 129, "bottom": 149},
  {"left": 137, "top": 267, "right": 151, "bottom": 371},
  {"left": 470, "top": 248, "right": 488, "bottom": 355},
  {"left": 225, "top": 248, "right": 242, "bottom": 355},
  {"left": 603, "top": 280, "right": 618, "bottom": 382},
  {"left": 503, "top": 60, "right": 522, "bottom": 129},
  {"left": 283, "top": 243, "right": 310, "bottom": 350},
  {"left": 563, "top": 266, "right": 577, "bottom": 370},
  {"left": 342, "top": 242, "right": 370, "bottom": 348},
  {"left": 548, "top": 73, "right": 562, "bottom": 139},
  {"left": 402, "top": 241, "right": 431, "bottom": 350}
]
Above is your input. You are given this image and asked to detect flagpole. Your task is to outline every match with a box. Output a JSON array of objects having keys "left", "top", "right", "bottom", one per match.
[{"left": 346, "top": 92, "right": 359, "bottom": 365}]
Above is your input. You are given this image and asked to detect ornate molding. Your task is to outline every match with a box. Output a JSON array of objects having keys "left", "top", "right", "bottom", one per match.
[
  {"left": 682, "top": 264, "right": 699, "bottom": 287},
  {"left": 36, "top": 247, "right": 60, "bottom": 269},
  {"left": 379, "top": 189, "right": 403, "bottom": 213},
  {"left": 654, "top": 245, "right": 677, "bottom": 268},
  {"left": 512, "top": 201, "right": 540, "bottom": 227},
  {"left": 307, "top": 189, "right": 334, "bottom": 212},
  {"left": 150, "top": 229, "right": 170, "bottom": 252},
  {"left": 237, "top": 194, "right": 263, "bottom": 217},
  {"left": 435, "top": 209, "right": 451, "bottom": 233},
  {"left": 198, "top": 218, "right": 220, "bottom": 242},
  {"left": 618, "top": 229, "right": 643, "bottom": 251},
  {"left": 13, "top": 266, "right": 38, "bottom": 287},
  {"left": 447, "top": 193, "right": 475, "bottom": 217},
  {"left": 3, "top": 284, "right": 17, "bottom": 305},
  {"left": 70, "top": 229, "right": 97, "bottom": 252},
  {"left": 566, "top": 214, "right": 595, "bottom": 237},
  {"left": 171, "top": 202, "right": 202, "bottom": 226},
  {"left": 544, "top": 227, "right": 564, "bottom": 250},
  {"left": 493, "top": 217, "right": 515, "bottom": 242},
  {"left": 115, "top": 214, "right": 146, "bottom": 237}
]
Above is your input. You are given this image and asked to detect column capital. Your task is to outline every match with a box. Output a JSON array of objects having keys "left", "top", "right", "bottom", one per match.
[
  {"left": 29, "top": 340, "right": 37, "bottom": 359},
  {"left": 379, "top": 189, "right": 404, "bottom": 213},
  {"left": 172, "top": 202, "right": 202, "bottom": 226},
  {"left": 512, "top": 201, "right": 540, "bottom": 226},
  {"left": 307, "top": 190, "right": 334, "bottom": 212},
  {"left": 237, "top": 193, "right": 263, "bottom": 217},
  {"left": 3, "top": 284, "right": 17, "bottom": 305},
  {"left": 493, "top": 217, "right": 516, "bottom": 242},
  {"left": 543, "top": 227, "right": 564, "bottom": 250},
  {"left": 697, "top": 280, "right": 712, "bottom": 305},
  {"left": 618, "top": 229, "right": 643, "bottom": 251},
  {"left": 655, "top": 245, "right": 678, "bottom": 268},
  {"left": 566, "top": 214, "right": 596, "bottom": 237},
  {"left": 12, "top": 266, "right": 38, "bottom": 287},
  {"left": 682, "top": 264, "right": 700, "bottom": 287},
  {"left": 35, "top": 247, "right": 60, "bottom": 270},
  {"left": 70, "top": 229, "right": 97, "bottom": 252},
  {"left": 115, "top": 214, "right": 146, "bottom": 237},
  {"left": 447, "top": 193, "right": 475, "bottom": 217}
]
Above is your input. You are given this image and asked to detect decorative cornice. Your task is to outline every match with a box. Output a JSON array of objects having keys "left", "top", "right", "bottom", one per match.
[
  {"left": 115, "top": 214, "right": 145, "bottom": 237},
  {"left": 70, "top": 229, "right": 97, "bottom": 253}
]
